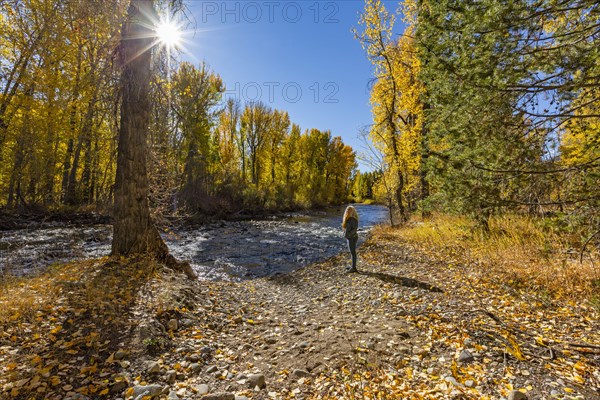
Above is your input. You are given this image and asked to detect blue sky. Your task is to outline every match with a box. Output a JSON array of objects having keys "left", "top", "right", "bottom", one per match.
[{"left": 177, "top": 0, "right": 405, "bottom": 171}]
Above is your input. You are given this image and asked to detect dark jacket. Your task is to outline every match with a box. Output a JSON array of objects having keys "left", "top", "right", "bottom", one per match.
[{"left": 344, "top": 217, "right": 358, "bottom": 240}]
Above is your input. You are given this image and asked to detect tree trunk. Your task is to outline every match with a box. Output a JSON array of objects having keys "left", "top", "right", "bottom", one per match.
[
  {"left": 111, "top": 0, "right": 196, "bottom": 279},
  {"left": 7, "top": 85, "right": 34, "bottom": 208},
  {"left": 251, "top": 150, "right": 258, "bottom": 186},
  {"left": 241, "top": 149, "right": 246, "bottom": 183},
  {"left": 43, "top": 88, "right": 58, "bottom": 205},
  {"left": 88, "top": 137, "right": 100, "bottom": 204},
  {"left": 81, "top": 132, "right": 93, "bottom": 204},
  {"left": 388, "top": 123, "right": 406, "bottom": 222},
  {"left": 61, "top": 46, "right": 81, "bottom": 203},
  {"left": 395, "top": 169, "right": 405, "bottom": 219},
  {"left": 271, "top": 156, "right": 276, "bottom": 184},
  {"left": 420, "top": 103, "right": 431, "bottom": 218},
  {"left": 0, "top": 31, "right": 41, "bottom": 165},
  {"left": 66, "top": 90, "right": 97, "bottom": 205},
  {"left": 66, "top": 134, "right": 84, "bottom": 204},
  {"left": 61, "top": 138, "right": 74, "bottom": 202},
  {"left": 7, "top": 140, "right": 25, "bottom": 208}
]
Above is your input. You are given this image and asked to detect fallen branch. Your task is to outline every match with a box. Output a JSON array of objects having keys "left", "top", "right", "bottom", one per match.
[
  {"left": 567, "top": 342, "right": 600, "bottom": 350},
  {"left": 580, "top": 229, "right": 600, "bottom": 263}
]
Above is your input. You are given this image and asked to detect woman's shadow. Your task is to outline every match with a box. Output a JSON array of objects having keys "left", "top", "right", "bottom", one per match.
[{"left": 357, "top": 269, "right": 444, "bottom": 293}]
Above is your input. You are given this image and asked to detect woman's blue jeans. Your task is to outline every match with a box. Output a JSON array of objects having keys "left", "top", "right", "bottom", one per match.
[{"left": 347, "top": 237, "right": 357, "bottom": 269}]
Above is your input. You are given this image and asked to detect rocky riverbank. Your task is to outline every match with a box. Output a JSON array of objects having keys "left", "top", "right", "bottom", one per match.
[{"left": 1, "top": 226, "right": 598, "bottom": 399}]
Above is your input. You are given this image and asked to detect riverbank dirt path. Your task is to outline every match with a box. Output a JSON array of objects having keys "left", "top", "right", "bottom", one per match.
[{"left": 1, "top": 226, "right": 598, "bottom": 399}]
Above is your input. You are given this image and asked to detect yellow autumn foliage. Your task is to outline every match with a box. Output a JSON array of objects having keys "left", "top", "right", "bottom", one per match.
[{"left": 368, "top": 26, "right": 425, "bottom": 208}]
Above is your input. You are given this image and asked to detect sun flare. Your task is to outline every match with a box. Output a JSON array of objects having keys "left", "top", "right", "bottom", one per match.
[{"left": 156, "top": 19, "right": 182, "bottom": 48}]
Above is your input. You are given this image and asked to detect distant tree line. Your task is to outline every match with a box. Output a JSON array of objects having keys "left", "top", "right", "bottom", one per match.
[
  {"left": 356, "top": 0, "right": 599, "bottom": 234},
  {"left": 351, "top": 170, "right": 382, "bottom": 203},
  {"left": 0, "top": 0, "right": 357, "bottom": 216}
]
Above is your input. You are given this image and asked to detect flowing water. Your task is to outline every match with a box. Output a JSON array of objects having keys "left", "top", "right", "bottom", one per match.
[{"left": 0, "top": 204, "right": 388, "bottom": 280}]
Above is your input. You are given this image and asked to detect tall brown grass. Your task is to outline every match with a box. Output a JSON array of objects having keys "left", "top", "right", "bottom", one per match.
[{"left": 382, "top": 214, "right": 599, "bottom": 300}]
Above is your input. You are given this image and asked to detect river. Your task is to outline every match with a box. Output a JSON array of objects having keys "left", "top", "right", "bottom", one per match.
[{"left": 0, "top": 204, "right": 389, "bottom": 280}]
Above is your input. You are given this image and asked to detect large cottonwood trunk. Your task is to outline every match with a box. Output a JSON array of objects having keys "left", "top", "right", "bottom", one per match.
[
  {"left": 111, "top": 0, "right": 196, "bottom": 279},
  {"left": 112, "top": 0, "right": 162, "bottom": 255}
]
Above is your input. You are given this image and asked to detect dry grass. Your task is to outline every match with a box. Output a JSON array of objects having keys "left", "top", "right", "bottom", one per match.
[{"left": 378, "top": 214, "right": 600, "bottom": 300}]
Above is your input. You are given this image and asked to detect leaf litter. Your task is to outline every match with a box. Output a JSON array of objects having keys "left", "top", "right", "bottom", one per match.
[{"left": 0, "top": 226, "right": 598, "bottom": 399}]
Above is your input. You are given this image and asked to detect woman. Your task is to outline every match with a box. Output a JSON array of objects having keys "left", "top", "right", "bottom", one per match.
[{"left": 342, "top": 205, "right": 359, "bottom": 273}]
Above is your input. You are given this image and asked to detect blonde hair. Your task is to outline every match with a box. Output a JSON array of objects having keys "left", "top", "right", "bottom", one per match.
[{"left": 342, "top": 205, "right": 359, "bottom": 229}]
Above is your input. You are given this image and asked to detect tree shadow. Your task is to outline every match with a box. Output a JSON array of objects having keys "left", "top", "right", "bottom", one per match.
[
  {"left": 3, "top": 257, "right": 164, "bottom": 398},
  {"left": 358, "top": 270, "right": 444, "bottom": 293}
]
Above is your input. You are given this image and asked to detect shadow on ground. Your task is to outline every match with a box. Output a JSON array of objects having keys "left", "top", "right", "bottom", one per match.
[
  {"left": 358, "top": 270, "right": 444, "bottom": 293},
  {"left": 1, "top": 257, "right": 163, "bottom": 399}
]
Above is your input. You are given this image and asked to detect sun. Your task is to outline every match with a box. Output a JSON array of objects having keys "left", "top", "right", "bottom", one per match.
[{"left": 155, "top": 18, "right": 182, "bottom": 48}]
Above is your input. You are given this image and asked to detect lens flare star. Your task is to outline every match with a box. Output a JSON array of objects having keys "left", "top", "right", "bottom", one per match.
[{"left": 155, "top": 17, "right": 182, "bottom": 49}]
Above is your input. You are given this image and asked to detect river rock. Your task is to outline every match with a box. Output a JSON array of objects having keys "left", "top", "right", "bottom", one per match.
[
  {"left": 196, "top": 384, "right": 209, "bottom": 395},
  {"left": 186, "top": 354, "right": 200, "bottom": 362},
  {"left": 64, "top": 394, "right": 90, "bottom": 400},
  {"left": 110, "top": 380, "right": 128, "bottom": 394},
  {"left": 167, "top": 319, "right": 178, "bottom": 331},
  {"left": 168, "top": 390, "right": 179, "bottom": 400},
  {"left": 206, "top": 365, "right": 218, "bottom": 373},
  {"left": 202, "top": 393, "right": 234, "bottom": 400},
  {"left": 235, "top": 373, "right": 248, "bottom": 381},
  {"left": 298, "top": 341, "right": 309, "bottom": 350},
  {"left": 181, "top": 318, "right": 194, "bottom": 327},
  {"left": 189, "top": 363, "right": 202, "bottom": 374},
  {"left": 444, "top": 376, "right": 459, "bottom": 386},
  {"left": 132, "top": 385, "right": 163, "bottom": 398},
  {"left": 458, "top": 349, "right": 474, "bottom": 363},
  {"left": 165, "top": 370, "right": 177, "bottom": 384},
  {"left": 175, "top": 347, "right": 191, "bottom": 354},
  {"left": 292, "top": 369, "right": 312, "bottom": 379},
  {"left": 147, "top": 361, "right": 161, "bottom": 374},
  {"left": 248, "top": 373, "right": 266, "bottom": 389},
  {"left": 140, "top": 320, "right": 166, "bottom": 337},
  {"left": 508, "top": 390, "right": 528, "bottom": 400}
]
